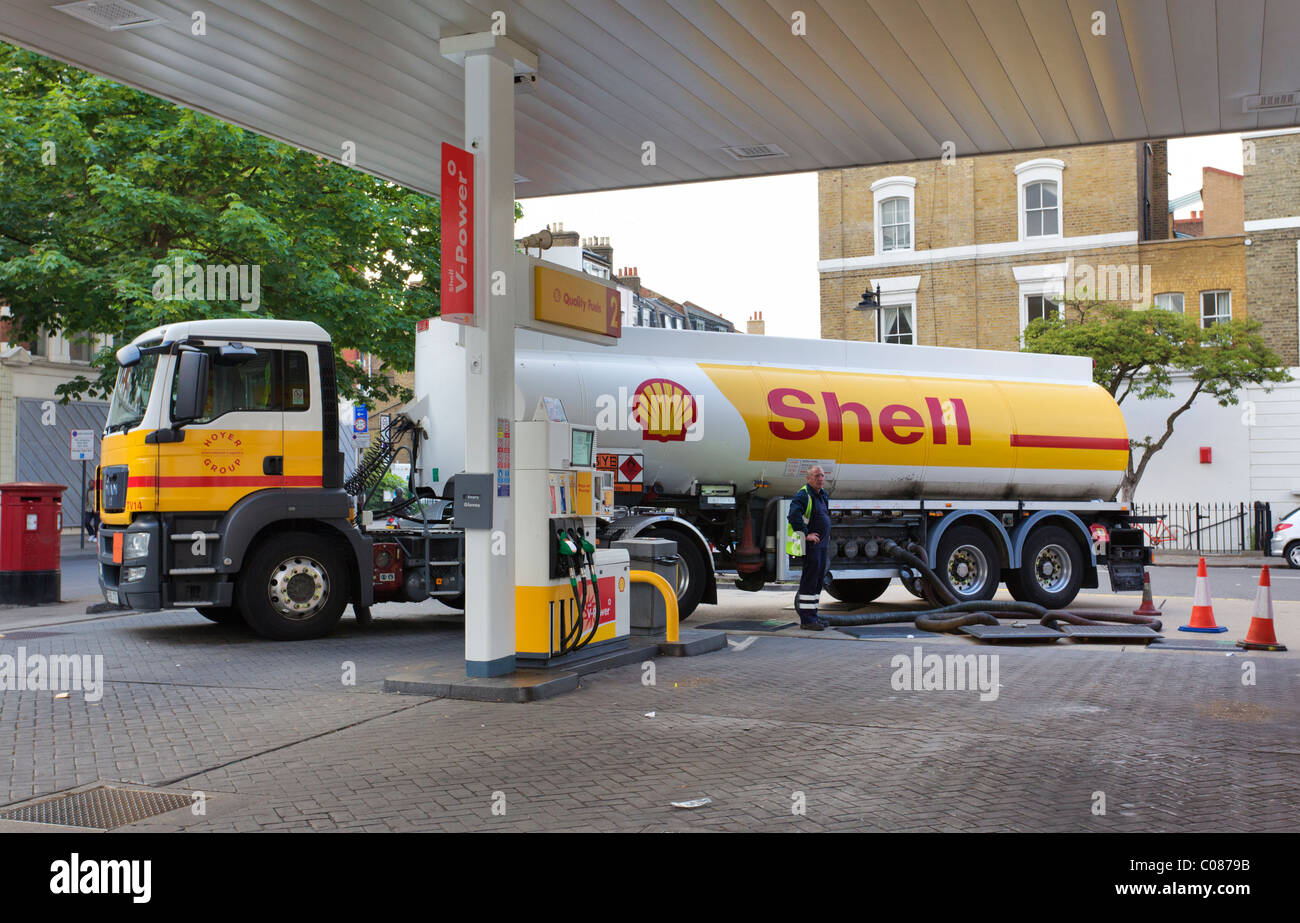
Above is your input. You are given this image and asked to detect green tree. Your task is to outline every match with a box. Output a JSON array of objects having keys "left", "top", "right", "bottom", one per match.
[
  {"left": 1023, "top": 300, "right": 1291, "bottom": 501},
  {"left": 0, "top": 41, "right": 439, "bottom": 402}
]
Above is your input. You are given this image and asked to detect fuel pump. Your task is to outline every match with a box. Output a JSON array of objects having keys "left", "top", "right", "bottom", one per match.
[{"left": 514, "top": 401, "right": 629, "bottom": 664}]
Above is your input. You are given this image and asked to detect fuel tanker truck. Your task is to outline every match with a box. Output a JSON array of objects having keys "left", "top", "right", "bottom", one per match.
[{"left": 94, "top": 316, "right": 1150, "bottom": 640}]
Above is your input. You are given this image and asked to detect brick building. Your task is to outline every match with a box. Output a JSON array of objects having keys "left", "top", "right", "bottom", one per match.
[
  {"left": 817, "top": 132, "right": 1300, "bottom": 509},
  {"left": 817, "top": 140, "right": 1253, "bottom": 350}
]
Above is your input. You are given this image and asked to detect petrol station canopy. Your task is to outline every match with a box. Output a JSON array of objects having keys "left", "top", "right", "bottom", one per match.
[{"left": 2, "top": 0, "right": 1299, "bottom": 199}]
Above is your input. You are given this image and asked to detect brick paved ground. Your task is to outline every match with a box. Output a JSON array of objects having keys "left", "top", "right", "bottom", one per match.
[{"left": 0, "top": 590, "right": 1296, "bottom": 832}]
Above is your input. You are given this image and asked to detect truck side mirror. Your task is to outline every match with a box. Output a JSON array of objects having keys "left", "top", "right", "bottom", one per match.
[{"left": 173, "top": 349, "right": 211, "bottom": 425}]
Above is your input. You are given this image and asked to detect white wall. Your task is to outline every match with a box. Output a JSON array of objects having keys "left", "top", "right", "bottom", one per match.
[
  {"left": 1119, "top": 374, "right": 1250, "bottom": 502},
  {"left": 1118, "top": 370, "right": 1300, "bottom": 513},
  {"left": 1245, "top": 372, "right": 1300, "bottom": 511}
]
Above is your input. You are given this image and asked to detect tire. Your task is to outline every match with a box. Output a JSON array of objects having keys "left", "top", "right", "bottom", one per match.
[
  {"left": 440, "top": 593, "right": 465, "bottom": 611},
  {"left": 825, "top": 577, "right": 891, "bottom": 604},
  {"left": 237, "top": 531, "right": 350, "bottom": 641},
  {"left": 646, "top": 529, "right": 706, "bottom": 621},
  {"left": 935, "top": 525, "right": 1000, "bottom": 602},
  {"left": 1007, "top": 525, "right": 1084, "bottom": 609},
  {"left": 195, "top": 605, "right": 244, "bottom": 626},
  {"left": 1286, "top": 542, "right": 1300, "bottom": 569}
]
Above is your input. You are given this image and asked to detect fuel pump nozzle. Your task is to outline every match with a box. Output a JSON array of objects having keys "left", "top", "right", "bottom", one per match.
[
  {"left": 569, "top": 527, "right": 602, "bottom": 651},
  {"left": 556, "top": 528, "right": 586, "bottom": 654}
]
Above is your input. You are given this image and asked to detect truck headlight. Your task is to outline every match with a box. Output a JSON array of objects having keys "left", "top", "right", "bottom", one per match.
[
  {"left": 123, "top": 532, "right": 150, "bottom": 560},
  {"left": 123, "top": 566, "right": 147, "bottom": 582}
]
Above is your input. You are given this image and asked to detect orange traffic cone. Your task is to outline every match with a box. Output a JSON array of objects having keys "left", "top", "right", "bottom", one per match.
[
  {"left": 1179, "top": 557, "right": 1227, "bottom": 633},
  {"left": 1237, "top": 566, "right": 1288, "bottom": 651},
  {"left": 1132, "top": 571, "right": 1161, "bottom": 616}
]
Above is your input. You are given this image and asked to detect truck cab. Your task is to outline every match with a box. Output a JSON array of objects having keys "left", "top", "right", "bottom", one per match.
[{"left": 97, "top": 319, "right": 372, "bottom": 638}]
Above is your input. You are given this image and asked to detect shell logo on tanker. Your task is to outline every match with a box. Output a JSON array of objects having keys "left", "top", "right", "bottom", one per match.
[
  {"left": 200, "top": 431, "right": 244, "bottom": 475},
  {"left": 695, "top": 364, "right": 1128, "bottom": 471},
  {"left": 633, "top": 378, "right": 696, "bottom": 442}
]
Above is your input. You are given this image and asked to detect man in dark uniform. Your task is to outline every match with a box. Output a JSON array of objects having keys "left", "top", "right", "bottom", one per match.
[{"left": 787, "top": 466, "right": 832, "bottom": 630}]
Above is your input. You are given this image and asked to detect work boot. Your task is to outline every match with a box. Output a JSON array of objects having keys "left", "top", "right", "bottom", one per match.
[{"left": 800, "top": 617, "right": 826, "bottom": 631}]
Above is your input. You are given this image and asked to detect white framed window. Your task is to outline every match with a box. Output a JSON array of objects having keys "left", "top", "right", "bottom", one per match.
[
  {"left": 1013, "top": 261, "right": 1068, "bottom": 337},
  {"left": 1015, "top": 159, "right": 1065, "bottom": 241},
  {"left": 1200, "top": 290, "right": 1231, "bottom": 327},
  {"left": 870, "top": 176, "right": 916, "bottom": 255},
  {"left": 879, "top": 197, "right": 911, "bottom": 251},
  {"left": 877, "top": 305, "right": 915, "bottom": 344},
  {"left": 1023, "top": 182, "right": 1059, "bottom": 237},
  {"left": 1154, "top": 292, "right": 1184, "bottom": 313},
  {"left": 868, "top": 275, "right": 921, "bottom": 345},
  {"left": 1024, "top": 294, "right": 1062, "bottom": 326}
]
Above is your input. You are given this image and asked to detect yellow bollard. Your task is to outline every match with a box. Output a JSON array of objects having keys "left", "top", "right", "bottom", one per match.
[{"left": 630, "top": 569, "right": 679, "bottom": 643}]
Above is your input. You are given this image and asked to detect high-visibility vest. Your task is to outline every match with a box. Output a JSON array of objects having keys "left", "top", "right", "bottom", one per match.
[{"left": 785, "top": 488, "right": 814, "bottom": 557}]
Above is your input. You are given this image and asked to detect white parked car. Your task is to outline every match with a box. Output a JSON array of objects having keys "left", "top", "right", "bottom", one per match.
[{"left": 1270, "top": 508, "right": 1300, "bottom": 568}]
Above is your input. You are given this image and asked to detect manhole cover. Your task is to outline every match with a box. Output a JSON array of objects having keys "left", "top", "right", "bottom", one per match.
[
  {"left": 1059, "top": 625, "right": 1160, "bottom": 643},
  {"left": 960, "top": 624, "right": 1064, "bottom": 643},
  {"left": 0, "top": 785, "right": 193, "bottom": 829},
  {"left": 705, "top": 619, "right": 794, "bottom": 632}
]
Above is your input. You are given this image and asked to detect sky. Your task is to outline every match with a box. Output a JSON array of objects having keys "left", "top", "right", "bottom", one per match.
[{"left": 521, "top": 133, "right": 1245, "bottom": 341}]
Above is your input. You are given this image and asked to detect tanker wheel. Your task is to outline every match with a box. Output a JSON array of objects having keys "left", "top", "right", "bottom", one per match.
[
  {"left": 195, "top": 605, "right": 245, "bottom": 626},
  {"left": 825, "top": 577, "right": 891, "bottom": 604},
  {"left": 237, "top": 532, "right": 350, "bottom": 641},
  {"left": 646, "top": 529, "right": 705, "bottom": 621},
  {"left": 935, "top": 525, "right": 999, "bottom": 602},
  {"left": 440, "top": 593, "right": 465, "bottom": 611},
  {"left": 1005, "top": 525, "right": 1084, "bottom": 609}
]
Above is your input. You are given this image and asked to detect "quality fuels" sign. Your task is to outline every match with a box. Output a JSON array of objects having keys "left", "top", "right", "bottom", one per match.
[{"left": 534, "top": 264, "right": 622, "bottom": 338}]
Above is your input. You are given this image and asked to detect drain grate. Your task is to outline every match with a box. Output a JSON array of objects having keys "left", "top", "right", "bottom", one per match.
[{"left": 0, "top": 785, "right": 193, "bottom": 829}]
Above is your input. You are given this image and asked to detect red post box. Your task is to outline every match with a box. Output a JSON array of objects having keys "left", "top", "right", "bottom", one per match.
[{"left": 0, "top": 482, "right": 66, "bottom": 604}]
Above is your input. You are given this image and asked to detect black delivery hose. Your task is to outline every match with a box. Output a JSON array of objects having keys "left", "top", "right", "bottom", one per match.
[
  {"left": 815, "top": 538, "right": 1161, "bottom": 634},
  {"left": 1042, "top": 610, "right": 1163, "bottom": 632},
  {"left": 818, "top": 598, "right": 1048, "bottom": 628}
]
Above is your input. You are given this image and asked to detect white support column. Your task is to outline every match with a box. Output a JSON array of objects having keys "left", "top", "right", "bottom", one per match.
[{"left": 442, "top": 33, "right": 535, "bottom": 676}]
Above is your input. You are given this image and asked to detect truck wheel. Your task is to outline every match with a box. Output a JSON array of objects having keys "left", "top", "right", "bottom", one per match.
[
  {"left": 935, "top": 525, "right": 999, "bottom": 602},
  {"left": 646, "top": 529, "right": 705, "bottom": 621},
  {"left": 1008, "top": 525, "right": 1084, "bottom": 609},
  {"left": 826, "top": 577, "right": 891, "bottom": 604},
  {"left": 195, "top": 605, "right": 244, "bottom": 626},
  {"left": 237, "top": 532, "right": 350, "bottom": 641},
  {"left": 440, "top": 593, "right": 465, "bottom": 611}
]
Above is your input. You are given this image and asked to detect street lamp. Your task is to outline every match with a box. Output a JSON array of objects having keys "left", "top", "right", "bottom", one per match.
[{"left": 856, "top": 283, "right": 881, "bottom": 311}]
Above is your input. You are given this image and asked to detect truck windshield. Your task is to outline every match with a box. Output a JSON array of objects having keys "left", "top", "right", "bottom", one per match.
[{"left": 105, "top": 352, "right": 160, "bottom": 433}]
